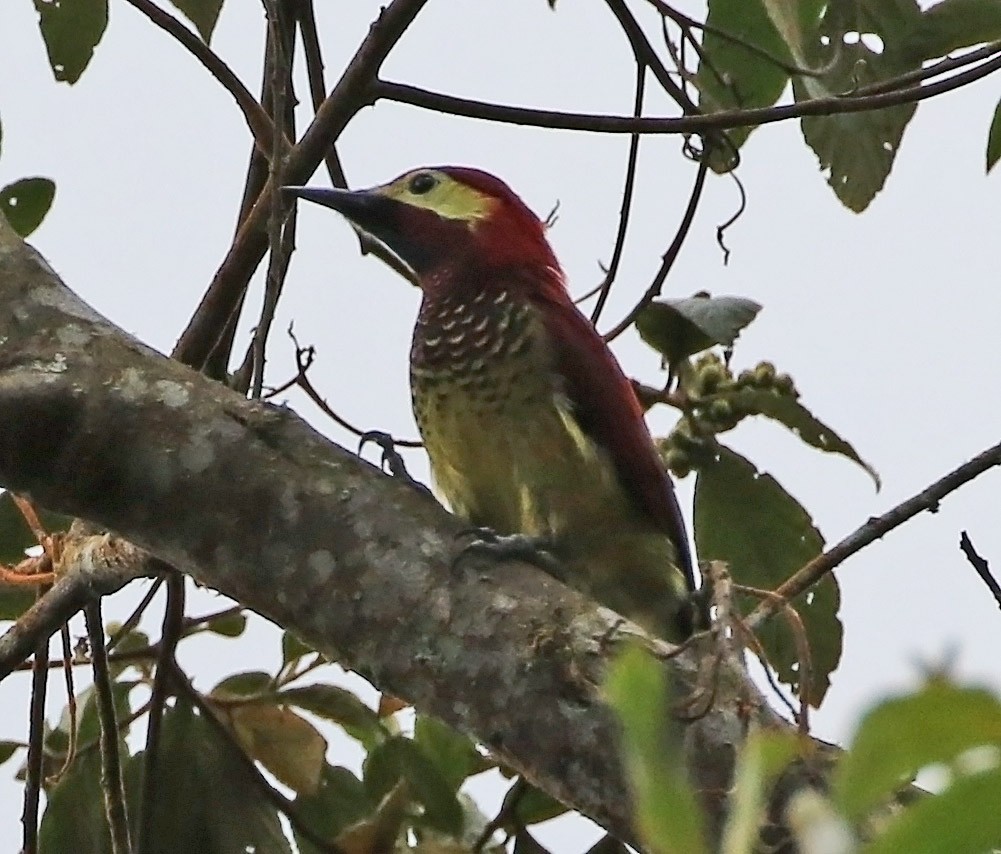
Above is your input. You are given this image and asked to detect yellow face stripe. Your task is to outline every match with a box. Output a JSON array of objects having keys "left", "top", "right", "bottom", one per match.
[{"left": 376, "top": 170, "right": 496, "bottom": 223}]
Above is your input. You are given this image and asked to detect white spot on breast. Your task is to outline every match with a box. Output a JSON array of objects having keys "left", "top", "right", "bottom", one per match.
[{"left": 307, "top": 549, "right": 336, "bottom": 576}]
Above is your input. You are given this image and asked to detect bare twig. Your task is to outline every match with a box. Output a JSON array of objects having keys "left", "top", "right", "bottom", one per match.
[
  {"left": 746, "top": 439, "right": 1001, "bottom": 631},
  {"left": 604, "top": 0, "right": 696, "bottom": 113},
  {"left": 107, "top": 577, "right": 165, "bottom": 652},
  {"left": 122, "top": 0, "right": 279, "bottom": 156},
  {"left": 85, "top": 600, "right": 133, "bottom": 854},
  {"left": 48, "top": 623, "right": 79, "bottom": 785},
  {"left": 21, "top": 622, "right": 48, "bottom": 854},
  {"left": 373, "top": 50, "right": 1001, "bottom": 134},
  {"left": 136, "top": 573, "right": 185, "bottom": 854},
  {"left": 735, "top": 584, "right": 812, "bottom": 736},
  {"left": 603, "top": 154, "right": 710, "bottom": 342},
  {"left": 959, "top": 531, "right": 1001, "bottom": 612},
  {"left": 591, "top": 63, "right": 646, "bottom": 326}
]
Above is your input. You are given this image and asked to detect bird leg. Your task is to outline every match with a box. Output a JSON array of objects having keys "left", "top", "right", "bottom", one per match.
[{"left": 452, "top": 527, "right": 563, "bottom": 576}]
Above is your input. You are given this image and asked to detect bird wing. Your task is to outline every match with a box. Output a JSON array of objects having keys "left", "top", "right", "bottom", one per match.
[{"left": 533, "top": 287, "right": 696, "bottom": 592}]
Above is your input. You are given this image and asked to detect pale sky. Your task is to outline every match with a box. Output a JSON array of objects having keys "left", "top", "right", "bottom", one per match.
[{"left": 1, "top": 1, "right": 999, "bottom": 849}]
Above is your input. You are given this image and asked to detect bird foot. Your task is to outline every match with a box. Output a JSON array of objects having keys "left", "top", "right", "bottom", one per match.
[
  {"left": 358, "top": 431, "right": 433, "bottom": 498},
  {"left": 452, "top": 528, "right": 562, "bottom": 575}
]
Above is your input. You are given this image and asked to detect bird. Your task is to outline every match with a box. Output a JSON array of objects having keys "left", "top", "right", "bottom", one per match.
[{"left": 284, "top": 167, "right": 697, "bottom": 641}]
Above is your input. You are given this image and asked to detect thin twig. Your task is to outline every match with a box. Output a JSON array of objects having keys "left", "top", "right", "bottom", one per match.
[
  {"left": 959, "top": 531, "right": 1001, "bottom": 612},
  {"left": 122, "top": 0, "right": 279, "bottom": 156},
  {"left": 746, "top": 439, "right": 1001, "bottom": 631},
  {"left": 373, "top": 50, "right": 1001, "bottom": 134},
  {"left": 21, "top": 622, "right": 48, "bottom": 854},
  {"left": 137, "top": 573, "right": 185, "bottom": 854},
  {"left": 48, "top": 623, "right": 78, "bottom": 785},
  {"left": 252, "top": 0, "right": 297, "bottom": 400},
  {"left": 604, "top": 0, "right": 697, "bottom": 114},
  {"left": 107, "top": 576, "right": 164, "bottom": 652},
  {"left": 85, "top": 600, "right": 133, "bottom": 854},
  {"left": 735, "top": 584, "right": 812, "bottom": 736},
  {"left": 603, "top": 155, "right": 709, "bottom": 341},
  {"left": 591, "top": 63, "right": 646, "bottom": 325}
]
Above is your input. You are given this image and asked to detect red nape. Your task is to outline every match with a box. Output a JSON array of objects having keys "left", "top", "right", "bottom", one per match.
[{"left": 436, "top": 166, "right": 563, "bottom": 282}]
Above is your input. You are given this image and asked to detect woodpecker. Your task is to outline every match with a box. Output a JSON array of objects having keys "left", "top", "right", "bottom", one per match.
[{"left": 285, "top": 168, "right": 696, "bottom": 641}]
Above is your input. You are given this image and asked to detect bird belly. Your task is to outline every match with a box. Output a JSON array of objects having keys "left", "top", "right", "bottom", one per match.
[{"left": 413, "top": 367, "right": 631, "bottom": 539}]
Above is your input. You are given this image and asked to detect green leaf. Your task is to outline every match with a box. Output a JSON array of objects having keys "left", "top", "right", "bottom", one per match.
[
  {"left": 363, "top": 736, "right": 463, "bottom": 836},
  {"left": 695, "top": 0, "right": 792, "bottom": 165},
  {"left": 694, "top": 445, "right": 841, "bottom": 705},
  {"left": 125, "top": 696, "right": 293, "bottom": 854},
  {"left": 835, "top": 679, "right": 1001, "bottom": 820},
  {"left": 900, "top": 0, "right": 1001, "bottom": 61},
  {"left": 605, "top": 646, "right": 707, "bottom": 854},
  {"left": 703, "top": 386, "right": 880, "bottom": 488},
  {"left": 0, "top": 491, "right": 72, "bottom": 565},
  {"left": 0, "top": 178, "right": 55, "bottom": 237},
  {"left": 759, "top": 0, "right": 826, "bottom": 66},
  {"left": 863, "top": 767, "right": 1001, "bottom": 854},
  {"left": 505, "top": 782, "right": 569, "bottom": 829},
  {"left": 722, "top": 730, "right": 800, "bottom": 852},
  {"left": 281, "top": 629, "right": 312, "bottom": 665},
  {"left": 293, "top": 765, "right": 373, "bottom": 854},
  {"left": 230, "top": 703, "right": 326, "bottom": 796},
  {"left": 987, "top": 98, "right": 1001, "bottom": 174},
  {"left": 167, "top": 0, "right": 224, "bottom": 43},
  {"left": 39, "top": 750, "right": 113, "bottom": 853},
  {"left": 414, "top": 715, "right": 484, "bottom": 791},
  {"left": 795, "top": 0, "right": 922, "bottom": 211},
  {"left": 280, "top": 684, "right": 384, "bottom": 748},
  {"left": 204, "top": 609, "right": 247, "bottom": 637},
  {"left": 0, "top": 741, "right": 23, "bottom": 767},
  {"left": 636, "top": 295, "right": 762, "bottom": 367},
  {"left": 33, "top": 0, "right": 108, "bottom": 84},
  {"left": 211, "top": 670, "right": 273, "bottom": 698}
]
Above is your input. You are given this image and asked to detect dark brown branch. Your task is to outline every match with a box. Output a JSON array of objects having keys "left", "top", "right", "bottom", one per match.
[
  {"left": 603, "top": 155, "right": 709, "bottom": 341},
  {"left": 136, "top": 572, "right": 185, "bottom": 854},
  {"left": 122, "top": 0, "right": 278, "bottom": 156},
  {"left": 959, "top": 531, "right": 1001, "bottom": 612},
  {"left": 85, "top": 600, "right": 133, "bottom": 854},
  {"left": 604, "top": 0, "right": 697, "bottom": 113},
  {"left": 746, "top": 440, "right": 1001, "bottom": 630},
  {"left": 373, "top": 50, "right": 1001, "bottom": 134},
  {"left": 172, "top": 0, "right": 429, "bottom": 370},
  {"left": 20, "top": 621, "right": 48, "bottom": 854}
]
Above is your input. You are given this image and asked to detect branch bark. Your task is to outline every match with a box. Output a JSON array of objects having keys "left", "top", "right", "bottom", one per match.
[{"left": 0, "top": 221, "right": 796, "bottom": 846}]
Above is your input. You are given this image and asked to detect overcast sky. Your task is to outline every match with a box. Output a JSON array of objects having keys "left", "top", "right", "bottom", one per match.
[{"left": 1, "top": 0, "right": 999, "bottom": 848}]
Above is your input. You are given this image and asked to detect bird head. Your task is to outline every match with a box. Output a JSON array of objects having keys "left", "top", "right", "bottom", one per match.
[{"left": 284, "top": 167, "right": 562, "bottom": 290}]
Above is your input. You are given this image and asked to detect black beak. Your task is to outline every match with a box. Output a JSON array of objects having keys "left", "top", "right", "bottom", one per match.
[{"left": 281, "top": 185, "right": 385, "bottom": 228}]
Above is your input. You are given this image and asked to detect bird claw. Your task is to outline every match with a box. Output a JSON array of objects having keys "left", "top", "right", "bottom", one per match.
[
  {"left": 358, "top": 431, "right": 432, "bottom": 497},
  {"left": 452, "top": 528, "right": 562, "bottom": 575}
]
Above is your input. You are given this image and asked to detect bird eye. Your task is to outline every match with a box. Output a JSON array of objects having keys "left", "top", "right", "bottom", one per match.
[{"left": 408, "top": 173, "right": 437, "bottom": 195}]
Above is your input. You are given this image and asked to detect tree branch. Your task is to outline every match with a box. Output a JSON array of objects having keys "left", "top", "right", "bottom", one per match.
[
  {"left": 0, "top": 213, "right": 788, "bottom": 847},
  {"left": 746, "top": 440, "right": 1001, "bottom": 630},
  {"left": 372, "top": 49, "right": 1001, "bottom": 134}
]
